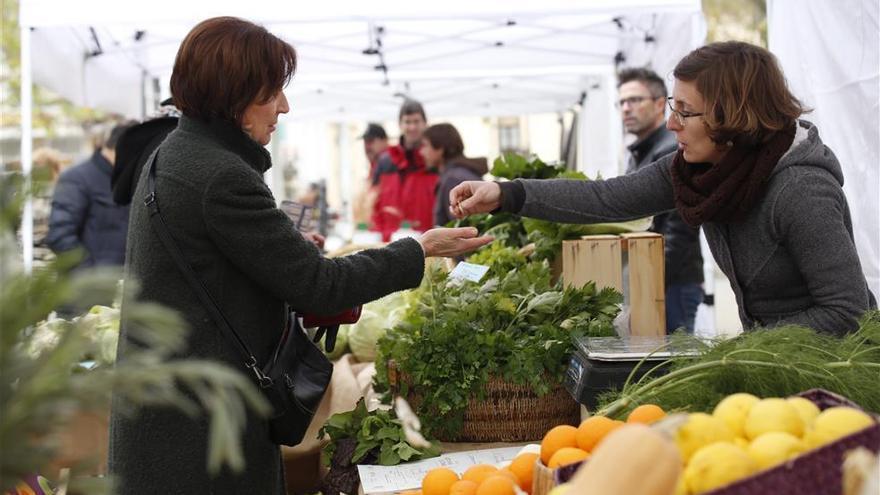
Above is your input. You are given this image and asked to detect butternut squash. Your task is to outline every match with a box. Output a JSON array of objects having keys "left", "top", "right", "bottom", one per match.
[{"left": 568, "top": 423, "right": 682, "bottom": 495}]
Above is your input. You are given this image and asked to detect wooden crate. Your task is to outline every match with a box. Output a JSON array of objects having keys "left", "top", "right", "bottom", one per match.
[{"left": 561, "top": 233, "right": 665, "bottom": 337}]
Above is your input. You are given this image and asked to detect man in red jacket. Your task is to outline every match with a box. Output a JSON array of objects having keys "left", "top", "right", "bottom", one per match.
[{"left": 371, "top": 100, "right": 438, "bottom": 241}]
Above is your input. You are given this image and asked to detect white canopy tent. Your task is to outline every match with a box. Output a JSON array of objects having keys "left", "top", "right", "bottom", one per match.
[
  {"left": 17, "top": 0, "right": 707, "bottom": 272},
  {"left": 21, "top": 0, "right": 705, "bottom": 120}
]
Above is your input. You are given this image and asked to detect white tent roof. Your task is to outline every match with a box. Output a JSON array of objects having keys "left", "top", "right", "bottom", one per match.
[{"left": 21, "top": 0, "right": 705, "bottom": 120}]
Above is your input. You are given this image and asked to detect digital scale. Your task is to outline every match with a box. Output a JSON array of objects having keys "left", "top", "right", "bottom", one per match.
[{"left": 564, "top": 335, "right": 702, "bottom": 410}]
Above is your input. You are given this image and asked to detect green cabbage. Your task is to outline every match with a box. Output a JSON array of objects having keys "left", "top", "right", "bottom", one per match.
[{"left": 347, "top": 292, "right": 407, "bottom": 362}]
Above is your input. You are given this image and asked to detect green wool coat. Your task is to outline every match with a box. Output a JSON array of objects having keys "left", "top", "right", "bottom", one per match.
[{"left": 109, "top": 116, "right": 424, "bottom": 494}]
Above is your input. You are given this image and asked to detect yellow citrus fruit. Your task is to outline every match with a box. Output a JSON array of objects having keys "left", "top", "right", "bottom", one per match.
[
  {"left": 475, "top": 475, "right": 517, "bottom": 495},
  {"left": 422, "top": 467, "right": 459, "bottom": 495},
  {"left": 803, "top": 406, "right": 876, "bottom": 449},
  {"left": 713, "top": 393, "right": 760, "bottom": 438},
  {"left": 462, "top": 464, "right": 498, "bottom": 486},
  {"left": 744, "top": 398, "right": 805, "bottom": 440},
  {"left": 449, "top": 479, "right": 479, "bottom": 495},
  {"left": 546, "top": 483, "right": 571, "bottom": 495},
  {"left": 507, "top": 452, "right": 539, "bottom": 493},
  {"left": 786, "top": 397, "right": 821, "bottom": 427},
  {"left": 674, "top": 412, "right": 736, "bottom": 462},
  {"left": 575, "top": 416, "right": 622, "bottom": 453},
  {"left": 541, "top": 425, "right": 579, "bottom": 465},
  {"left": 627, "top": 404, "right": 667, "bottom": 424},
  {"left": 747, "top": 431, "right": 805, "bottom": 470},
  {"left": 547, "top": 447, "right": 590, "bottom": 469},
  {"left": 684, "top": 442, "right": 756, "bottom": 494}
]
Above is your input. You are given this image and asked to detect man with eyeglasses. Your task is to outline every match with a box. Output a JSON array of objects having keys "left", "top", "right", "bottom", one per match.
[{"left": 617, "top": 67, "right": 704, "bottom": 334}]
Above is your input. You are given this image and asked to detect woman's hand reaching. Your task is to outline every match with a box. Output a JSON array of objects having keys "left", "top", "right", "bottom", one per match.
[
  {"left": 448, "top": 181, "right": 502, "bottom": 219},
  {"left": 418, "top": 227, "right": 493, "bottom": 258}
]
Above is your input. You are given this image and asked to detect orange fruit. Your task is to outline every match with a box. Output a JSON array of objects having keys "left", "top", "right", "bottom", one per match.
[
  {"left": 462, "top": 464, "right": 498, "bottom": 485},
  {"left": 422, "top": 467, "right": 459, "bottom": 495},
  {"left": 449, "top": 479, "right": 479, "bottom": 495},
  {"left": 627, "top": 404, "right": 667, "bottom": 424},
  {"left": 547, "top": 447, "right": 590, "bottom": 468},
  {"left": 496, "top": 469, "right": 520, "bottom": 485},
  {"left": 400, "top": 491, "right": 423, "bottom": 495},
  {"left": 507, "top": 452, "right": 539, "bottom": 493},
  {"left": 475, "top": 475, "right": 517, "bottom": 495},
  {"left": 540, "top": 425, "right": 579, "bottom": 465},
  {"left": 575, "top": 416, "right": 623, "bottom": 452}
]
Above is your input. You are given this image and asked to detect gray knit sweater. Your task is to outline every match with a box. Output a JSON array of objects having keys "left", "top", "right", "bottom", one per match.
[
  {"left": 501, "top": 120, "right": 875, "bottom": 335},
  {"left": 109, "top": 116, "right": 424, "bottom": 494}
]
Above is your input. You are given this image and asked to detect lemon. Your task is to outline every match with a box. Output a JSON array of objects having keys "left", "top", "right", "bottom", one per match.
[
  {"left": 713, "top": 393, "right": 759, "bottom": 438},
  {"left": 787, "top": 397, "right": 820, "bottom": 426},
  {"left": 673, "top": 475, "right": 689, "bottom": 495},
  {"left": 674, "top": 413, "right": 735, "bottom": 462},
  {"left": 684, "top": 442, "right": 755, "bottom": 494},
  {"left": 803, "top": 407, "right": 875, "bottom": 449},
  {"left": 733, "top": 437, "right": 749, "bottom": 449},
  {"left": 547, "top": 483, "right": 570, "bottom": 495},
  {"left": 744, "top": 398, "right": 805, "bottom": 440},
  {"left": 747, "top": 432, "right": 805, "bottom": 470}
]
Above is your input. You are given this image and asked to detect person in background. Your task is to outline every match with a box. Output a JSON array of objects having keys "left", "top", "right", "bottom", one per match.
[
  {"left": 361, "top": 122, "right": 388, "bottom": 181},
  {"left": 31, "top": 148, "right": 72, "bottom": 263},
  {"left": 450, "top": 41, "right": 876, "bottom": 336},
  {"left": 618, "top": 67, "right": 704, "bottom": 333},
  {"left": 421, "top": 123, "right": 488, "bottom": 226},
  {"left": 109, "top": 17, "right": 490, "bottom": 495},
  {"left": 371, "top": 99, "right": 438, "bottom": 240},
  {"left": 47, "top": 122, "right": 135, "bottom": 270}
]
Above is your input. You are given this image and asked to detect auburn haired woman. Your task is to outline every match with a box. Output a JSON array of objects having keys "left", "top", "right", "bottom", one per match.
[
  {"left": 450, "top": 41, "right": 875, "bottom": 335},
  {"left": 109, "top": 17, "right": 489, "bottom": 494},
  {"left": 420, "top": 123, "right": 488, "bottom": 226}
]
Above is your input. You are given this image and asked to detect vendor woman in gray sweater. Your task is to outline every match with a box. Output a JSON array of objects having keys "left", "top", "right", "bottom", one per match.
[{"left": 450, "top": 41, "right": 875, "bottom": 336}]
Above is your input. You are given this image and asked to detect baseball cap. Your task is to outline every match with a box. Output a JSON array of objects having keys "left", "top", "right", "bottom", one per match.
[{"left": 360, "top": 123, "right": 388, "bottom": 140}]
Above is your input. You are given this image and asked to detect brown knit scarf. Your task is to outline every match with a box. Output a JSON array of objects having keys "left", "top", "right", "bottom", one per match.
[{"left": 671, "top": 123, "right": 797, "bottom": 227}]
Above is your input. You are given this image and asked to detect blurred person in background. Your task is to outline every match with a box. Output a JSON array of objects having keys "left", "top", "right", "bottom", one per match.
[
  {"left": 47, "top": 122, "right": 135, "bottom": 271},
  {"left": 618, "top": 67, "right": 704, "bottom": 333},
  {"left": 361, "top": 122, "right": 388, "bottom": 180},
  {"left": 420, "top": 123, "right": 488, "bottom": 226},
  {"left": 109, "top": 17, "right": 490, "bottom": 495},
  {"left": 451, "top": 41, "right": 875, "bottom": 336},
  {"left": 371, "top": 99, "right": 438, "bottom": 240},
  {"left": 31, "top": 148, "right": 72, "bottom": 262}
]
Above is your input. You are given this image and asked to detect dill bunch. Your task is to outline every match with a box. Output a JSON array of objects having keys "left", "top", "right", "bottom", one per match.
[{"left": 595, "top": 311, "right": 880, "bottom": 418}]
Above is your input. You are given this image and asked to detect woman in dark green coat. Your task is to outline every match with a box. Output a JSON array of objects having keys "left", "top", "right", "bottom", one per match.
[{"left": 108, "top": 17, "right": 490, "bottom": 495}]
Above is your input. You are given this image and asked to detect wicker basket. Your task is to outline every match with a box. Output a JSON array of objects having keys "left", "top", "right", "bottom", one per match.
[
  {"left": 388, "top": 363, "right": 580, "bottom": 442},
  {"left": 551, "top": 389, "right": 880, "bottom": 495}
]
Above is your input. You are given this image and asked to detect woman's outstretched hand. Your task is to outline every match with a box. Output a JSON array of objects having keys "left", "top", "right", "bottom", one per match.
[
  {"left": 449, "top": 181, "right": 502, "bottom": 219},
  {"left": 418, "top": 227, "right": 493, "bottom": 258}
]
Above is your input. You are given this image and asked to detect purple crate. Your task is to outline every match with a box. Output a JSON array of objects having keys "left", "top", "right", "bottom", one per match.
[{"left": 553, "top": 389, "right": 880, "bottom": 495}]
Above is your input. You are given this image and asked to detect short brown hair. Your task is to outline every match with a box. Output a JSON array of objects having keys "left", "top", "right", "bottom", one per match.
[
  {"left": 422, "top": 123, "right": 464, "bottom": 160},
  {"left": 398, "top": 99, "right": 427, "bottom": 122},
  {"left": 617, "top": 67, "right": 667, "bottom": 98},
  {"left": 673, "top": 41, "right": 806, "bottom": 144},
  {"left": 170, "top": 17, "right": 296, "bottom": 123}
]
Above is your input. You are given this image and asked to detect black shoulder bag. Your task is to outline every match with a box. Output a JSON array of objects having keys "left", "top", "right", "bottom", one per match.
[{"left": 143, "top": 149, "right": 333, "bottom": 446}]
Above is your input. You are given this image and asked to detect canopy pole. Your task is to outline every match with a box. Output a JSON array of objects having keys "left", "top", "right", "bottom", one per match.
[{"left": 20, "top": 24, "right": 33, "bottom": 274}]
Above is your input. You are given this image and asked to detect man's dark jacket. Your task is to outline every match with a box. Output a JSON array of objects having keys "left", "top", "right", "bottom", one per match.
[
  {"left": 627, "top": 124, "right": 704, "bottom": 286},
  {"left": 46, "top": 150, "right": 130, "bottom": 268},
  {"left": 109, "top": 116, "right": 424, "bottom": 494}
]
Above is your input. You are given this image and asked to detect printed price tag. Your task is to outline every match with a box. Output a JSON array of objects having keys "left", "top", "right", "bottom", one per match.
[{"left": 448, "top": 261, "right": 490, "bottom": 282}]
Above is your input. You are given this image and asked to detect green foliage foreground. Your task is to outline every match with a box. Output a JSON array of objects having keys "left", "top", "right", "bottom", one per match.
[{"left": 0, "top": 174, "right": 269, "bottom": 493}]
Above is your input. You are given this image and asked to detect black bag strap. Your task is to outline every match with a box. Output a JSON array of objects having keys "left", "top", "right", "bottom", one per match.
[{"left": 143, "top": 149, "right": 272, "bottom": 387}]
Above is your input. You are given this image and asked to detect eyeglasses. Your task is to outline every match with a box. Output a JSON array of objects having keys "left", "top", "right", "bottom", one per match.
[
  {"left": 616, "top": 96, "right": 658, "bottom": 108},
  {"left": 666, "top": 97, "right": 704, "bottom": 126}
]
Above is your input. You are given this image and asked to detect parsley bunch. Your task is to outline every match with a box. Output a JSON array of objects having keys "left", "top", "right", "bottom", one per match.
[{"left": 375, "top": 245, "right": 621, "bottom": 438}]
